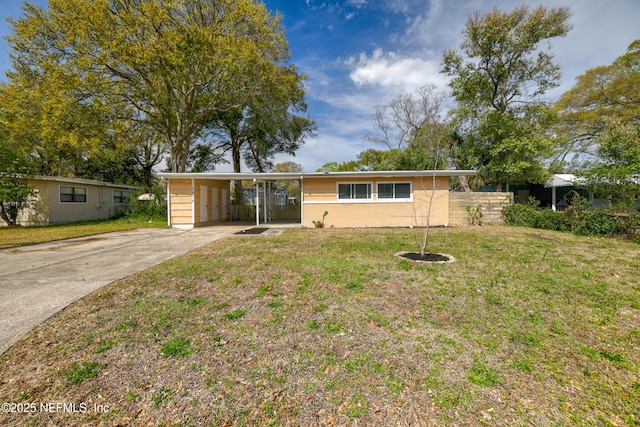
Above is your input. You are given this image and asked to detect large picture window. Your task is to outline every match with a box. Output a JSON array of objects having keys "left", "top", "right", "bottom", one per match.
[
  {"left": 377, "top": 182, "right": 411, "bottom": 200},
  {"left": 113, "top": 190, "right": 130, "bottom": 204},
  {"left": 337, "top": 183, "right": 372, "bottom": 200},
  {"left": 60, "top": 186, "right": 87, "bottom": 203}
]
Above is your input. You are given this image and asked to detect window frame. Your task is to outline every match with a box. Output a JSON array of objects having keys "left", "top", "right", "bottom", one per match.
[
  {"left": 336, "top": 182, "right": 373, "bottom": 201},
  {"left": 113, "top": 189, "right": 130, "bottom": 204},
  {"left": 59, "top": 185, "right": 87, "bottom": 203},
  {"left": 376, "top": 181, "right": 413, "bottom": 202}
]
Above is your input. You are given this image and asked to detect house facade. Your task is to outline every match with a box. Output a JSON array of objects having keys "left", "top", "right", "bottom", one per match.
[
  {"left": 159, "top": 170, "right": 477, "bottom": 229},
  {"left": 14, "top": 176, "right": 142, "bottom": 226}
]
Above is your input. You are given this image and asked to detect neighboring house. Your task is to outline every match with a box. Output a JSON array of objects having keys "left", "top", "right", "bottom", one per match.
[
  {"left": 505, "top": 174, "right": 592, "bottom": 211},
  {"left": 13, "top": 176, "right": 142, "bottom": 226},
  {"left": 158, "top": 170, "right": 478, "bottom": 229}
]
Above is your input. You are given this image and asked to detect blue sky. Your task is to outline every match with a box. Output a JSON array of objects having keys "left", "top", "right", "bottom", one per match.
[{"left": 2, "top": 0, "right": 639, "bottom": 172}]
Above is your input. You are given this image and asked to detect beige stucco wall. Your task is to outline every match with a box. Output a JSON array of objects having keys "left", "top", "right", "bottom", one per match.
[
  {"left": 168, "top": 178, "right": 230, "bottom": 227},
  {"left": 168, "top": 179, "right": 194, "bottom": 227},
  {"left": 302, "top": 176, "right": 450, "bottom": 228},
  {"left": 16, "top": 179, "right": 133, "bottom": 225}
]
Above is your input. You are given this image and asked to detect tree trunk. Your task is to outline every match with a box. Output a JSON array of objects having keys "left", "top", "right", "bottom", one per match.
[
  {"left": 231, "top": 136, "right": 244, "bottom": 205},
  {"left": 458, "top": 175, "right": 472, "bottom": 192}
]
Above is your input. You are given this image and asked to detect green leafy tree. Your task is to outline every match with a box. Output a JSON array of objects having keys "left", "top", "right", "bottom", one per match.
[
  {"left": 581, "top": 119, "right": 640, "bottom": 204},
  {"left": 0, "top": 70, "right": 114, "bottom": 177},
  {"left": 554, "top": 40, "right": 640, "bottom": 167},
  {"left": 7, "top": 0, "right": 295, "bottom": 174},
  {"left": 442, "top": 5, "right": 571, "bottom": 189},
  {"left": 356, "top": 149, "right": 387, "bottom": 171},
  {"left": 316, "top": 160, "right": 362, "bottom": 172},
  {"left": 0, "top": 134, "right": 36, "bottom": 226},
  {"left": 0, "top": 77, "right": 164, "bottom": 187},
  {"left": 186, "top": 144, "right": 227, "bottom": 173},
  {"left": 207, "top": 64, "right": 315, "bottom": 200}
]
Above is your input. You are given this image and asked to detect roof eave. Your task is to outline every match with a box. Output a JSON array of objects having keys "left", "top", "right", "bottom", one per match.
[{"left": 158, "top": 170, "right": 478, "bottom": 181}]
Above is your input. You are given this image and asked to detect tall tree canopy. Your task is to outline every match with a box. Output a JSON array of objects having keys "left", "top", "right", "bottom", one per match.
[
  {"left": 442, "top": 5, "right": 571, "bottom": 188},
  {"left": 554, "top": 40, "right": 640, "bottom": 166},
  {"left": 583, "top": 119, "right": 640, "bottom": 204},
  {"left": 6, "top": 0, "right": 302, "bottom": 174}
]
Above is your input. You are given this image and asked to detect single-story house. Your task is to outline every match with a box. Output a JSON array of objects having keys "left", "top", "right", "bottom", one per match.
[
  {"left": 158, "top": 170, "right": 477, "bottom": 229},
  {"left": 11, "top": 176, "right": 142, "bottom": 226}
]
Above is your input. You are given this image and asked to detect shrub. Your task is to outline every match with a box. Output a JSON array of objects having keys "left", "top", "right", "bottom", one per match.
[
  {"left": 533, "top": 208, "right": 571, "bottom": 232},
  {"left": 503, "top": 199, "right": 640, "bottom": 241},
  {"left": 571, "top": 206, "right": 638, "bottom": 237},
  {"left": 125, "top": 188, "right": 167, "bottom": 221},
  {"left": 502, "top": 199, "right": 539, "bottom": 227}
]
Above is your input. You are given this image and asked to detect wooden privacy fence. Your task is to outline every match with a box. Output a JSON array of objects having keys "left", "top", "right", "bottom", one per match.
[{"left": 449, "top": 192, "right": 512, "bottom": 225}]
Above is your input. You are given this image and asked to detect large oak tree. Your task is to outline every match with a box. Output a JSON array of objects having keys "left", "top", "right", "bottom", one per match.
[
  {"left": 6, "top": 0, "right": 301, "bottom": 173},
  {"left": 442, "top": 5, "right": 571, "bottom": 188}
]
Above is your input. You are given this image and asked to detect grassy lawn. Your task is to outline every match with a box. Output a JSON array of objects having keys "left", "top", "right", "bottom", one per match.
[
  {"left": 0, "top": 226, "right": 638, "bottom": 426},
  {"left": 0, "top": 218, "right": 168, "bottom": 249}
]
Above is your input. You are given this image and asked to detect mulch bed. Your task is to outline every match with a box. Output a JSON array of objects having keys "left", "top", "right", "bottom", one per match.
[
  {"left": 395, "top": 251, "right": 456, "bottom": 263},
  {"left": 234, "top": 227, "right": 269, "bottom": 235}
]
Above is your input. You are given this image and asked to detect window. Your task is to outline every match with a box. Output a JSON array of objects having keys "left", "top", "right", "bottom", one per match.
[
  {"left": 60, "top": 186, "right": 87, "bottom": 203},
  {"left": 377, "top": 182, "right": 411, "bottom": 200},
  {"left": 337, "top": 183, "right": 372, "bottom": 200},
  {"left": 113, "top": 190, "right": 130, "bottom": 204}
]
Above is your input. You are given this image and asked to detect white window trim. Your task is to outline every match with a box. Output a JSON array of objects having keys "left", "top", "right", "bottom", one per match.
[
  {"left": 336, "top": 182, "right": 373, "bottom": 202},
  {"left": 59, "top": 185, "right": 88, "bottom": 204},
  {"left": 376, "top": 181, "right": 413, "bottom": 202}
]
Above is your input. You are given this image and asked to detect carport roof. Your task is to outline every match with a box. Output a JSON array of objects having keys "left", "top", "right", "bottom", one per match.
[{"left": 159, "top": 170, "right": 477, "bottom": 181}]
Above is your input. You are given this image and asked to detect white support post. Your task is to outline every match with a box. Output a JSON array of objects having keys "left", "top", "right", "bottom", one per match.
[
  {"left": 263, "top": 181, "right": 268, "bottom": 224},
  {"left": 551, "top": 186, "right": 557, "bottom": 211},
  {"left": 166, "top": 179, "right": 172, "bottom": 227},
  {"left": 255, "top": 179, "right": 260, "bottom": 226}
]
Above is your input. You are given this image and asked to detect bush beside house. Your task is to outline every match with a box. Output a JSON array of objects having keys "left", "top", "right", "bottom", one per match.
[{"left": 503, "top": 199, "right": 640, "bottom": 241}]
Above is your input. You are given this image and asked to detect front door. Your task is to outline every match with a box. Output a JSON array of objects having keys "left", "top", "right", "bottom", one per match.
[
  {"left": 212, "top": 187, "right": 219, "bottom": 221},
  {"left": 222, "top": 189, "right": 228, "bottom": 219}
]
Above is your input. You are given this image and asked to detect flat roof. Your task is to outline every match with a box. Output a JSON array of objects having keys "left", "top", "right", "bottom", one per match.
[{"left": 159, "top": 170, "right": 477, "bottom": 181}]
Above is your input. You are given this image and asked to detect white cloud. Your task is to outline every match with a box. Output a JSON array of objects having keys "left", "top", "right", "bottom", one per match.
[
  {"left": 347, "top": 48, "right": 449, "bottom": 92},
  {"left": 346, "top": 0, "right": 368, "bottom": 7}
]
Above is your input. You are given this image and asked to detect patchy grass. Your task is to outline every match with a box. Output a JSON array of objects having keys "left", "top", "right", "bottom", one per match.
[
  {"left": 0, "top": 217, "right": 167, "bottom": 249},
  {"left": 0, "top": 227, "right": 638, "bottom": 426}
]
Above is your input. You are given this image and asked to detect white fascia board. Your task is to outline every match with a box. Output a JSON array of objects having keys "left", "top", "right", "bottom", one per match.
[{"left": 158, "top": 170, "right": 477, "bottom": 181}]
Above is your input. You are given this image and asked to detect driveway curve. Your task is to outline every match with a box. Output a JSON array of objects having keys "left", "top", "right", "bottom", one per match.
[{"left": 0, "top": 225, "right": 245, "bottom": 354}]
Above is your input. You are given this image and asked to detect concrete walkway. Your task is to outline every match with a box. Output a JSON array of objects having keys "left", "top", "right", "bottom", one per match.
[{"left": 0, "top": 225, "right": 246, "bottom": 354}]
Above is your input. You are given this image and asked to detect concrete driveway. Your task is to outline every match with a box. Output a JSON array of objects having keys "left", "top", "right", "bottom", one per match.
[{"left": 0, "top": 225, "right": 246, "bottom": 354}]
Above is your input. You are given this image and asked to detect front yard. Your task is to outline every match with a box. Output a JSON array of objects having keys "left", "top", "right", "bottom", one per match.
[
  {"left": 0, "top": 226, "right": 638, "bottom": 426},
  {"left": 0, "top": 218, "right": 167, "bottom": 250}
]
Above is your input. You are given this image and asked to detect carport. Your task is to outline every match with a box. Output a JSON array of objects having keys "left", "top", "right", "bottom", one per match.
[{"left": 158, "top": 172, "right": 303, "bottom": 228}]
